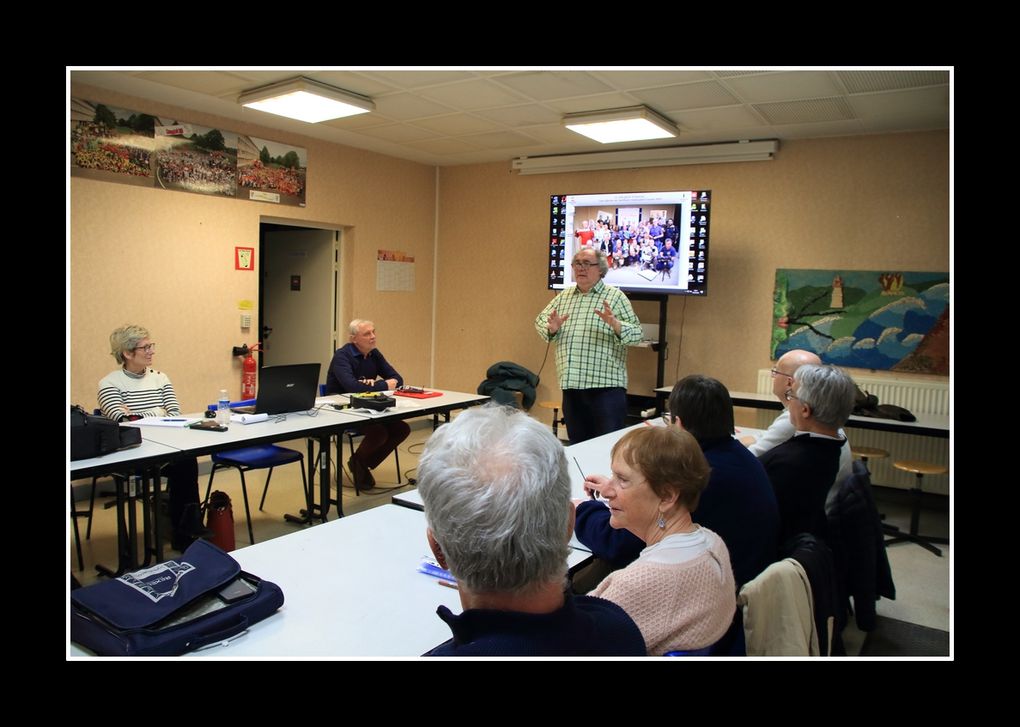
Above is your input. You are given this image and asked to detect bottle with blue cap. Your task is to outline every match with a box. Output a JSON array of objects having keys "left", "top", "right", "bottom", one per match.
[{"left": 217, "top": 389, "right": 230, "bottom": 426}]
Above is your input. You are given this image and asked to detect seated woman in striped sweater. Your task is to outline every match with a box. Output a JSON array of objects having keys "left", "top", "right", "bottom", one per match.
[
  {"left": 98, "top": 324, "right": 210, "bottom": 551},
  {"left": 584, "top": 427, "right": 736, "bottom": 655}
]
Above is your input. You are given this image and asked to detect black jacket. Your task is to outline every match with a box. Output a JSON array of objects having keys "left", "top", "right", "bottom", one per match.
[
  {"left": 477, "top": 361, "right": 539, "bottom": 410},
  {"left": 826, "top": 461, "right": 896, "bottom": 631}
]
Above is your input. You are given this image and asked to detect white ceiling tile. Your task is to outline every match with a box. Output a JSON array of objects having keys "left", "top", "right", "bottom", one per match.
[
  {"left": 632, "top": 82, "right": 740, "bottom": 112},
  {"left": 849, "top": 87, "right": 950, "bottom": 126},
  {"left": 670, "top": 105, "right": 767, "bottom": 131},
  {"left": 473, "top": 104, "right": 563, "bottom": 126},
  {"left": 462, "top": 130, "right": 545, "bottom": 149},
  {"left": 352, "top": 124, "right": 440, "bottom": 143},
  {"left": 593, "top": 70, "right": 713, "bottom": 89},
  {"left": 417, "top": 80, "right": 527, "bottom": 109},
  {"left": 373, "top": 93, "right": 457, "bottom": 120},
  {"left": 543, "top": 93, "right": 640, "bottom": 114},
  {"left": 413, "top": 114, "right": 502, "bottom": 135},
  {"left": 303, "top": 71, "right": 402, "bottom": 96},
  {"left": 495, "top": 71, "right": 613, "bottom": 100},
  {"left": 360, "top": 70, "right": 477, "bottom": 88},
  {"left": 133, "top": 71, "right": 255, "bottom": 97},
  {"left": 723, "top": 71, "right": 842, "bottom": 103}
]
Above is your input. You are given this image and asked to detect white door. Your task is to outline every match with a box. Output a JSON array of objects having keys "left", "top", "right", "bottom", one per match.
[{"left": 261, "top": 225, "right": 337, "bottom": 387}]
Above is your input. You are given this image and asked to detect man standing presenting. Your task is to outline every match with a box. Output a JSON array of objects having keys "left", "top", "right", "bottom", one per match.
[
  {"left": 325, "top": 319, "right": 410, "bottom": 490},
  {"left": 535, "top": 248, "right": 641, "bottom": 443}
]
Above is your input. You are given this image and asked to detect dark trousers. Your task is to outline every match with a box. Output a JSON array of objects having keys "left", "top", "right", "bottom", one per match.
[
  {"left": 355, "top": 420, "right": 411, "bottom": 469},
  {"left": 164, "top": 456, "right": 200, "bottom": 533},
  {"left": 561, "top": 387, "right": 627, "bottom": 444}
]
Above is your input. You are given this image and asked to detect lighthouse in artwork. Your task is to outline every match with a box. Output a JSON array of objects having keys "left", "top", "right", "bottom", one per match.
[{"left": 830, "top": 274, "right": 844, "bottom": 309}]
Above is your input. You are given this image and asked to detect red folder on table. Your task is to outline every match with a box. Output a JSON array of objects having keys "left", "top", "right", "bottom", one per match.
[{"left": 393, "top": 390, "right": 443, "bottom": 399}]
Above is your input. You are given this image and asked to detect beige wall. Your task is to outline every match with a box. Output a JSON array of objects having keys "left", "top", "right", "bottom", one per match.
[
  {"left": 434, "top": 132, "right": 950, "bottom": 420},
  {"left": 70, "top": 83, "right": 437, "bottom": 412}
]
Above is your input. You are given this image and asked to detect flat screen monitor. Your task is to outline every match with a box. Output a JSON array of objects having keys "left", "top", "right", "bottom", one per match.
[{"left": 547, "top": 190, "right": 710, "bottom": 296}]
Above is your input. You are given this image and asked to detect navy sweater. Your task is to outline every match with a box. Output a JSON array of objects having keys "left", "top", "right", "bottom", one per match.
[
  {"left": 575, "top": 436, "right": 780, "bottom": 586},
  {"left": 423, "top": 593, "right": 645, "bottom": 656},
  {"left": 759, "top": 433, "right": 843, "bottom": 545}
]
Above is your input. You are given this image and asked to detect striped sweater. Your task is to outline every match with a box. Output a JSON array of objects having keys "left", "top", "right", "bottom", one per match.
[{"left": 98, "top": 368, "right": 181, "bottom": 420}]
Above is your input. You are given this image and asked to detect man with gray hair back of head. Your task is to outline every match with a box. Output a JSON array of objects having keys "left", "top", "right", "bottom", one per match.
[
  {"left": 748, "top": 349, "right": 853, "bottom": 510},
  {"left": 418, "top": 404, "right": 645, "bottom": 656},
  {"left": 759, "top": 363, "right": 857, "bottom": 545}
]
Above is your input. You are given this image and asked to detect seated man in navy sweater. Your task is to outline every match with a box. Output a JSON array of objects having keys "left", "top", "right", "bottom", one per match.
[
  {"left": 419, "top": 405, "right": 645, "bottom": 656},
  {"left": 574, "top": 374, "right": 779, "bottom": 588},
  {"left": 324, "top": 319, "right": 410, "bottom": 490},
  {"left": 758, "top": 363, "right": 856, "bottom": 546}
]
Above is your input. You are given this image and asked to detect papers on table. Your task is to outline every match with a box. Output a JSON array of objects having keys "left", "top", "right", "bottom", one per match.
[
  {"left": 128, "top": 417, "right": 200, "bottom": 428},
  {"left": 231, "top": 413, "right": 269, "bottom": 425}
]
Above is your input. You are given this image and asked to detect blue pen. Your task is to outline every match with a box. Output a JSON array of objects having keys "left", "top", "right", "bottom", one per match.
[{"left": 163, "top": 418, "right": 186, "bottom": 422}]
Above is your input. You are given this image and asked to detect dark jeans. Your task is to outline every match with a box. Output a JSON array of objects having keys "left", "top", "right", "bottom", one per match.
[
  {"left": 355, "top": 420, "right": 411, "bottom": 469},
  {"left": 561, "top": 387, "right": 627, "bottom": 444}
]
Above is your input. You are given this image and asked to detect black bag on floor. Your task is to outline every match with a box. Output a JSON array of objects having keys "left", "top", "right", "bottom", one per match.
[{"left": 70, "top": 539, "right": 284, "bottom": 656}]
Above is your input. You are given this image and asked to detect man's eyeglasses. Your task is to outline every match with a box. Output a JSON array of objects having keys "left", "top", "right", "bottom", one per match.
[
  {"left": 661, "top": 413, "right": 673, "bottom": 428},
  {"left": 770, "top": 368, "right": 792, "bottom": 379},
  {"left": 784, "top": 389, "right": 803, "bottom": 403},
  {"left": 571, "top": 261, "right": 598, "bottom": 270},
  {"left": 132, "top": 343, "right": 156, "bottom": 353}
]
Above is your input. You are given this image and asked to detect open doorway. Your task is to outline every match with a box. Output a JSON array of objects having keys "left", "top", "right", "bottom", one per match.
[{"left": 259, "top": 221, "right": 339, "bottom": 386}]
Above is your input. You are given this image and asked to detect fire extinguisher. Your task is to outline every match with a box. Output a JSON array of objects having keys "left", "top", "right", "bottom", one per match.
[{"left": 239, "top": 343, "right": 261, "bottom": 400}]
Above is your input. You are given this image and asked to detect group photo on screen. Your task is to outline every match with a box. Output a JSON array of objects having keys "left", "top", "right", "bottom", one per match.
[
  {"left": 549, "top": 191, "right": 710, "bottom": 296},
  {"left": 571, "top": 205, "right": 683, "bottom": 287}
]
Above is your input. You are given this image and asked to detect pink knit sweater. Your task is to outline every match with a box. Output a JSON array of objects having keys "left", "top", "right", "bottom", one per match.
[{"left": 591, "top": 530, "right": 736, "bottom": 655}]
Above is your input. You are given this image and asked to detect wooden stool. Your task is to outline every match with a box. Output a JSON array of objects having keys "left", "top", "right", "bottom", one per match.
[
  {"left": 851, "top": 446, "right": 889, "bottom": 465},
  {"left": 539, "top": 401, "right": 566, "bottom": 439},
  {"left": 887, "top": 460, "right": 949, "bottom": 557},
  {"left": 852, "top": 446, "right": 895, "bottom": 530}
]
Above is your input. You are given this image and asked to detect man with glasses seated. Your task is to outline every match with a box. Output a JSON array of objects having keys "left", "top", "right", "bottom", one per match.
[
  {"left": 758, "top": 364, "right": 857, "bottom": 544},
  {"left": 748, "top": 349, "right": 852, "bottom": 495},
  {"left": 98, "top": 324, "right": 210, "bottom": 551},
  {"left": 535, "top": 248, "right": 641, "bottom": 443}
]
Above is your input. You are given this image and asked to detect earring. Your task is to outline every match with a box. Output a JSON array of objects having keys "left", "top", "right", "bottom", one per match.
[{"left": 657, "top": 514, "right": 666, "bottom": 529}]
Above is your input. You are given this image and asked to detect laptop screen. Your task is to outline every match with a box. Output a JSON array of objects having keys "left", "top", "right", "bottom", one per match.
[{"left": 250, "top": 363, "right": 321, "bottom": 415}]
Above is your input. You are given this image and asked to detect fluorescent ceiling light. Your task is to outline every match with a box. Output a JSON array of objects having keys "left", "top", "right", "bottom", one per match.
[
  {"left": 239, "top": 77, "right": 375, "bottom": 123},
  {"left": 512, "top": 140, "right": 779, "bottom": 175},
  {"left": 564, "top": 106, "right": 678, "bottom": 144}
]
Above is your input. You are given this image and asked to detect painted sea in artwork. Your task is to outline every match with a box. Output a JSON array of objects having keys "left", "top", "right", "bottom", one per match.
[{"left": 772, "top": 269, "right": 949, "bottom": 374}]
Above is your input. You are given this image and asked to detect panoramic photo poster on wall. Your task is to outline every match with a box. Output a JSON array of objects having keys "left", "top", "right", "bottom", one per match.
[
  {"left": 70, "top": 98, "right": 306, "bottom": 206},
  {"left": 771, "top": 269, "right": 949, "bottom": 375}
]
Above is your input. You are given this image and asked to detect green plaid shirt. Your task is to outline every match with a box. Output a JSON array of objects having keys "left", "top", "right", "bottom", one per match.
[{"left": 535, "top": 279, "right": 641, "bottom": 390}]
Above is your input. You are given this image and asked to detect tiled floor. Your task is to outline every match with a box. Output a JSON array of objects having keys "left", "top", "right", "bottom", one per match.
[{"left": 70, "top": 421, "right": 950, "bottom": 656}]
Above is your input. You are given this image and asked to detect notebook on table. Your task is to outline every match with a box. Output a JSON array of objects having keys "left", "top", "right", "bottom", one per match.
[{"left": 232, "top": 363, "right": 321, "bottom": 415}]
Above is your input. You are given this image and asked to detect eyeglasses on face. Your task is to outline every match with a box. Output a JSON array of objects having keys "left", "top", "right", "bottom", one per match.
[
  {"left": 661, "top": 413, "right": 673, "bottom": 428},
  {"left": 784, "top": 389, "right": 803, "bottom": 403},
  {"left": 770, "top": 367, "right": 793, "bottom": 379},
  {"left": 571, "top": 261, "right": 598, "bottom": 270},
  {"left": 132, "top": 343, "right": 156, "bottom": 353}
]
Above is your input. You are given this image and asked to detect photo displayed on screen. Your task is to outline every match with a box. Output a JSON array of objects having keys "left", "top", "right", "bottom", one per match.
[{"left": 548, "top": 190, "right": 710, "bottom": 296}]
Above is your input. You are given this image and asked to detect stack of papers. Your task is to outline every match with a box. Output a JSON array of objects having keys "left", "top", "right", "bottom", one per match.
[{"left": 231, "top": 413, "right": 269, "bottom": 425}]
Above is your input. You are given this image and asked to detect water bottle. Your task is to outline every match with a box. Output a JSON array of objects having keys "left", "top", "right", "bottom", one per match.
[{"left": 217, "top": 389, "right": 230, "bottom": 426}]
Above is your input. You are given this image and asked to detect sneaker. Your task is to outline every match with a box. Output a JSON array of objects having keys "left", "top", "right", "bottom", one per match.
[{"left": 348, "top": 457, "right": 375, "bottom": 490}]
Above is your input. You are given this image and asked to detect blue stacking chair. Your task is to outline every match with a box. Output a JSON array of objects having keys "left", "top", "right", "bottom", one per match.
[{"left": 203, "top": 402, "right": 307, "bottom": 544}]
